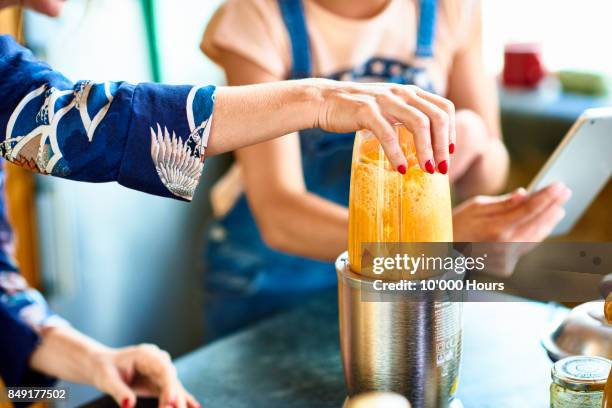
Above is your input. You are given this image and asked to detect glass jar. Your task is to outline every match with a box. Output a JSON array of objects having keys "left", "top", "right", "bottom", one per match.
[
  {"left": 347, "top": 124, "right": 453, "bottom": 277},
  {"left": 550, "top": 355, "right": 611, "bottom": 408}
]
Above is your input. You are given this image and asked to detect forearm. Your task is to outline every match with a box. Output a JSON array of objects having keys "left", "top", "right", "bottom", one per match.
[
  {"left": 447, "top": 31, "right": 508, "bottom": 199},
  {"left": 448, "top": 105, "right": 508, "bottom": 199},
  {"left": 29, "top": 325, "right": 109, "bottom": 386},
  {"left": 455, "top": 137, "right": 509, "bottom": 198},
  {"left": 254, "top": 190, "right": 348, "bottom": 261},
  {"left": 207, "top": 79, "right": 322, "bottom": 155},
  {"left": 449, "top": 109, "right": 508, "bottom": 199}
]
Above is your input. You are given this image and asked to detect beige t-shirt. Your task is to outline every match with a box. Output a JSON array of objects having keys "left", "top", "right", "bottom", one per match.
[
  {"left": 202, "top": 0, "right": 482, "bottom": 216},
  {"left": 202, "top": 0, "right": 482, "bottom": 95}
]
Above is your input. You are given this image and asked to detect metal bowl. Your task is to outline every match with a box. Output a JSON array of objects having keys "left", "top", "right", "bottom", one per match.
[{"left": 542, "top": 300, "right": 612, "bottom": 362}]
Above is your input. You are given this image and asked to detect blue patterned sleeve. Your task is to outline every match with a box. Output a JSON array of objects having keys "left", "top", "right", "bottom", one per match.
[
  {"left": 0, "top": 162, "right": 69, "bottom": 388},
  {"left": 0, "top": 35, "right": 215, "bottom": 201}
]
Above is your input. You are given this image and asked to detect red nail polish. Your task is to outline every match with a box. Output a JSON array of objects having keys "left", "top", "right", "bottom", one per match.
[
  {"left": 122, "top": 398, "right": 131, "bottom": 408},
  {"left": 449, "top": 143, "right": 455, "bottom": 154},
  {"left": 425, "top": 160, "right": 435, "bottom": 174},
  {"left": 438, "top": 160, "right": 448, "bottom": 175},
  {"left": 397, "top": 164, "right": 406, "bottom": 175}
]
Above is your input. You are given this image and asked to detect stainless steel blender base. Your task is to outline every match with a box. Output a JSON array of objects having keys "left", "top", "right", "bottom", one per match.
[{"left": 336, "top": 253, "right": 463, "bottom": 407}]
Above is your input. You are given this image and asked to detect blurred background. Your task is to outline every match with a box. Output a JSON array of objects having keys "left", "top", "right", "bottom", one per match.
[{"left": 0, "top": 0, "right": 611, "bottom": 405}]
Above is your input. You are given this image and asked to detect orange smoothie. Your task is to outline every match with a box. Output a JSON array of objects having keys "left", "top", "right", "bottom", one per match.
[{"left": 347, "top": 125, "right": 453, "bottom": 277}]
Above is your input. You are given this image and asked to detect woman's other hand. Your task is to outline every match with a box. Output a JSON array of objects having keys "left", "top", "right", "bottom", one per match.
[
  {"left": 315, "top": 80, "right": 455, "bottom": 174},
  {"left": 453, "top": 182, "right": 571, "bottom": 242},
  {"left": 452, "top": 183, "right": 571, "bottom": 276},
  {"left": 91, "top": 344, "right": 200, "bottom": 408},
  {"left": 29, "top": 326, "right": 200, "bottom": 408}
]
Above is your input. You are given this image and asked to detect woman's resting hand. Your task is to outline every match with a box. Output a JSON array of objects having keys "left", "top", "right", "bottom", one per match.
[
  {"left": 90, "top": 344, "right": 199, "bottom": 408},
  {"left": 29, "top": 326, "right": 199, "bottom": 408}
]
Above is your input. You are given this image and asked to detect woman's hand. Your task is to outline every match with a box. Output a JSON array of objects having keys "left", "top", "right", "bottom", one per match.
[
  {"left": 90, "top": 344, "right": 199, "bottom": 408},
  {"left": 211, "top": 80, "right": 454, "bottom": 174},
  {"left": 315, "top": 80, "right": 455, "bottom": 174},
  {"left": 29, "top": 326, "right": 199, "bottom": 408},
  {"left": 453, "top": 183, "right": 571, "bottom": 276},
  {"left": 453, "top": 182, "right": 571, "bottom": 243}
]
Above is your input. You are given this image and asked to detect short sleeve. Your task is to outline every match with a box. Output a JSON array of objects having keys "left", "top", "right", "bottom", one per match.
[{"left": 201, "top": 0, "right": 291, "bottom": 79}]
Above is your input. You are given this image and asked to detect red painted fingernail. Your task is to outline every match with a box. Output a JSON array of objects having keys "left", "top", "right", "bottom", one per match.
[
  {"left": 449, "top": 143, "right": 455, "bottom": 154},
  {"left": 122, "top": 398, "right": 131, "bottom": 408},
  {"left": 425, "top": 160, "right": 435, "bottom": 174},
  {"left": 438, "top": 160, "right": 448, "bottom": 175},
  {"left": 397, "top": 164, "right": 406, "bottom": 175}
]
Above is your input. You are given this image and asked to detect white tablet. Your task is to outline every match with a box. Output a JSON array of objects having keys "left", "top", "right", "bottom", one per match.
[{"left": 528, "top": 107, "right": 612, "bottom": 236}]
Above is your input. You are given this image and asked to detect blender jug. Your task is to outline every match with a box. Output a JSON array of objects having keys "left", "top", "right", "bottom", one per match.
[
  {"left": 337, "top": 125, "right": 462, "bottom": 408},
  {"left": 347, "top": 125, "right": 453, "bottom": 276}
]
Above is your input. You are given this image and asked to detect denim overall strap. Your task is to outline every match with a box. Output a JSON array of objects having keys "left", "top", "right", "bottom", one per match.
[
  {"left": 415, "top": 0, "right": 438, "bottom": 58},
  {"left": 278, "top": 0, "right": 313, "bottom": 79},
  {"left": 203, "top": 0, "right": 443, "bottom": 342}
]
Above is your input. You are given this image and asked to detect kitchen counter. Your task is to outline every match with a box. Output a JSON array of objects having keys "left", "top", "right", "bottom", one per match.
[
  {"left": 500, "top": 84, "right": 612, "bottom": 122},
  {"left": 84, "top": 291, "right": 566, "bottom": 408}
]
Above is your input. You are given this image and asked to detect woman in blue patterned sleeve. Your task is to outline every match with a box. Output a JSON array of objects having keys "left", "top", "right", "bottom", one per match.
[
  {"left": 0, "top": 36, "right": 455, "bottom": 200},
  {"left": 0, "top": 0, "right": 455, "bottom": 406}
]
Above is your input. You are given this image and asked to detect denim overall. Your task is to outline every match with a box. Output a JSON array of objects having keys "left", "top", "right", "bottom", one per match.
[{"left": 204, "top": 0, "right": 438, "bottom": 340}]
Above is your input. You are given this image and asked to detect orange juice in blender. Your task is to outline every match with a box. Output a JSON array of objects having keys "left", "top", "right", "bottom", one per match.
[{"left": 347, "top": 125, "right": 453, "bottom": 277}]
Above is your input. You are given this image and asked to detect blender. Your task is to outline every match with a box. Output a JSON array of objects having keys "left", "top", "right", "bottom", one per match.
[{"left": 337, "top": 125, "right": 462, "bottom": 408}]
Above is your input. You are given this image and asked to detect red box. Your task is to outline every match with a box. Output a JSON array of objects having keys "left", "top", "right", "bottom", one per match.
[{"left": 503, "top": 43, "right": 545, "bottom": 88}]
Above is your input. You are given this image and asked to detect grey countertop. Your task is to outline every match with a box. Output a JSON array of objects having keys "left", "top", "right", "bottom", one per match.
[
  {"left": 173, "top": 292, "right": 561, "bottom": 408},
  {"left": 84, "top": 291, "right": 565, "bottom": 408}
]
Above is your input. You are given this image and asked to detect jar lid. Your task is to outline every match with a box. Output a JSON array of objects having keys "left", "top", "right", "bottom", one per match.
[{"left": 551, "top": 356, "right": 611, "bottom": 391}]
